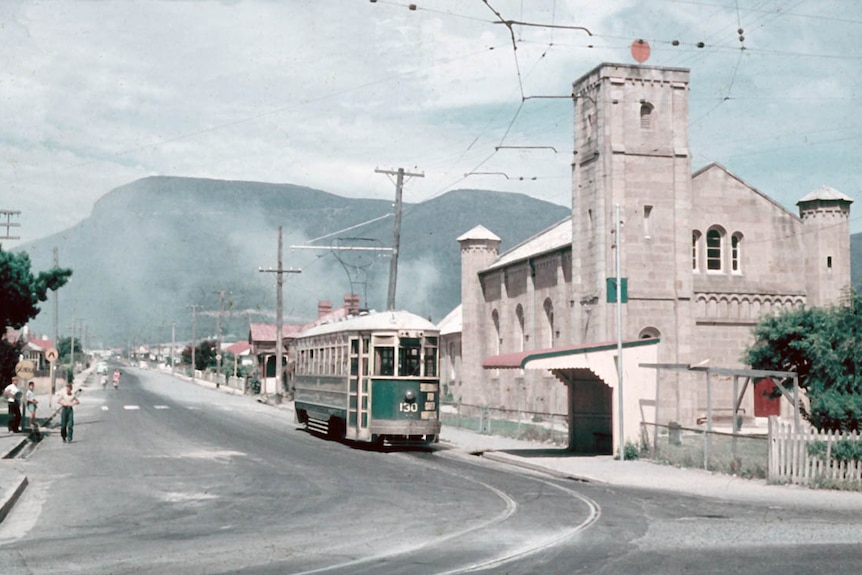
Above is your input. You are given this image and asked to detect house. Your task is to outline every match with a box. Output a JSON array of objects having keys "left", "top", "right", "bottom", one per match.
[{"left": 248, "top": 294, "right": 361, "bottom": 394}]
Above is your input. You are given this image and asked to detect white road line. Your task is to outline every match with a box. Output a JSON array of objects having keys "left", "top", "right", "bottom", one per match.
[
  {"left": 154, "top": 405, "right": 170, "bottom": 410},
  {"left": 123, "top": 405, "right": 140, "bottom": 410},
  {"left": 101, "top": 406, "right": 109, "bottom": 411}
]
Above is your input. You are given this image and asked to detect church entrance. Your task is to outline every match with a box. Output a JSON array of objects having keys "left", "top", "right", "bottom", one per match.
[{"left": 556, "top": 368, "right": 613, "bottom": 454}]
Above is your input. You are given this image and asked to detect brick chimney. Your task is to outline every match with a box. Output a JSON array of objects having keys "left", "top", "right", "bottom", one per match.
[
  {"left": 317, "top": 300, "right": 332, "bottom": 318},
  {"left": 344, "top": 294, "right": 360, "bottom": 315}
]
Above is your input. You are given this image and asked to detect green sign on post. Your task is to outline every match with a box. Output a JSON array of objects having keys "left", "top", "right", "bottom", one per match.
[{"left": 606, "top": 277, "right": 628, "bottom": 303}]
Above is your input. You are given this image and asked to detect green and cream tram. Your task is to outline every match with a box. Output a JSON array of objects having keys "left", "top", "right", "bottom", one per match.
[{"left": 293, "top": 310, "right": 441, "bottom": 445}]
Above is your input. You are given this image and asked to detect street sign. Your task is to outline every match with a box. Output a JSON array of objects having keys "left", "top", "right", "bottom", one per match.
[
  {"left": 45, "top": 347, "right": 59, "bottom": 363},
  {"left": 15, "top": 359, "right": 36, "bottom": 380}
]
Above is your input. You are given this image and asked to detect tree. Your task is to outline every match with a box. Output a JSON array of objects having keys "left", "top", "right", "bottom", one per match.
[
  {"left": 57, "top": 336, "right": 82, "bottom": 361},
  {"left": 181, "top": 339, "right": 218, "bottom": 371},
  {"left": 0, "top": 245, "right": 73, "bottom": 380},
  {"left": 744, "top": 291, "right": 862, "bottom": 432}
]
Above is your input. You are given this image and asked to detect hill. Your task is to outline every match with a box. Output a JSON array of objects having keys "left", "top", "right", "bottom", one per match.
[{"left": 19, "top": 176, "right": 570, "bottom": 347}]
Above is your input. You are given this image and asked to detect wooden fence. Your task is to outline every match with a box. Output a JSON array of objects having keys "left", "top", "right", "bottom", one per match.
[{"left": 768, "top": 416, "right": 862, "bottom": 487}]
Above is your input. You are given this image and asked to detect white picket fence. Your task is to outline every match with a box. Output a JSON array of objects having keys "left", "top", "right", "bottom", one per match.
[{"left": 768, "top": 416, "right": 862, "bottom": 487}]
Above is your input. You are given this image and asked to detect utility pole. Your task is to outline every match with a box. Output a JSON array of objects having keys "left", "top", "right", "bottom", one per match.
[
  {"left": 50, "top": 247, "right": 59, "bottom": 406},
  {"left": 259, "top": 226, "right": 301, "bottom": 396},
  {"left": 375, "top": 167, "right": 424, "bottom": 310},
  {"left": 188, "top": 304, "right": 202, "bottom": 380},
  {"left": 213, "top": 290, "right": 231, "bottom": 384},
  {"left": 614, "top": 204, "right": 625, "bottom": 461},
  {"left": 170, "top": 321, "right": 176, "bottom": 377}
]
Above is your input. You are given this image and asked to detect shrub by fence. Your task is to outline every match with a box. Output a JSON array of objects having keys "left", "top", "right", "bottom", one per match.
[
  {"left": 441, "top": 402, "right": 569, "bottom": 446},
  {"left": 768, "top": 417, "right": 862, "bottom": 489},
  {"left": 642, "top": 421, "right": 769, "bottom": 479}
]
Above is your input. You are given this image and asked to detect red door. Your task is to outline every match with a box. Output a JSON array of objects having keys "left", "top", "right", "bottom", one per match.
[{"left": 753, "top": 378, "right": 781, "bottom": 417}]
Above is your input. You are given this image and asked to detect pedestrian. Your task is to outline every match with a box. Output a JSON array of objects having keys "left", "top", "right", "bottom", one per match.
[
  {"left": 25, "top": 381, "right": 38, "bottom": 433},
  {"left": 56, "top": 382, "right": 80, "bottom": 443},
  {"left": 3, "top": 377, "right": 22, "bottom": 433}
]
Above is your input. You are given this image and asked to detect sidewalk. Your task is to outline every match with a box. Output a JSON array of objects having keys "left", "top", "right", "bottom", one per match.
[
  {"left": 0, "top": 373, "right": 88, "bottom": 523},
  {"left": 437, "top": 425, "right": 862, "bottom": 511}
]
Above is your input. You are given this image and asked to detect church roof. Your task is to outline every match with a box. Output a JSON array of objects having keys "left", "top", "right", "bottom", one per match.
[
  {"left": 485, "top": 217, "right": 571, "bottom": 271},
  {"left": 457, "top": 225, "right": 501, "bottom": 242},
  {"left": 797, "top": 185, "right": 853, "bottom": 204},
  {"left": 437, "top": 305, "right": 461, "bottom": 336}
]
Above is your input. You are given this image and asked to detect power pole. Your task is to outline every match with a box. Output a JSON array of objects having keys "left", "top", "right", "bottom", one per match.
[
  {"left": 213, "top": 290, "right": 231, "bottom": 384},
  {"left": 187, "top": 304, "right": 202, "bottom": 380},
  {"left": 375, "top": 167, "right": 424, "bottom": 310},
  {"left": 51, "top": 247, "right": 59, "bottom": 405},
  {"left": 259, "top": 226, "right": 301, "bottom": 396},
  {"left": 170, "top": 321, "right": 176, "bottom": 377}
]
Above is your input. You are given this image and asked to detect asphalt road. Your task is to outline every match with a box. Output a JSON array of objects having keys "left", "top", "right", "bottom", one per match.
[{"left": 1, "top": 368, "right": 861, "bottom": 574}]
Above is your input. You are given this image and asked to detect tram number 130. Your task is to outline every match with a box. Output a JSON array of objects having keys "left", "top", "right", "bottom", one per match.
[{"left": 399, "top": 402, "right": 419, "bottom": 413}]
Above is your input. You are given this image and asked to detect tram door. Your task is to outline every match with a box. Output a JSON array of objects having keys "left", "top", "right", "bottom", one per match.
[{"left": 347, "top": 335, "right": 372, "bottom": 441}]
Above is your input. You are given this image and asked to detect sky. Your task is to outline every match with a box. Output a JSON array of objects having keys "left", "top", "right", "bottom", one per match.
[{"left": 1, "top": 0, "right": 861, "bottom": 246}]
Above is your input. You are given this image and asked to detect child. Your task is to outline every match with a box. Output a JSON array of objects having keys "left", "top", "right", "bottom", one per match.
[{"left": 25, "top": 381, "right": 38, "bottom": 433}]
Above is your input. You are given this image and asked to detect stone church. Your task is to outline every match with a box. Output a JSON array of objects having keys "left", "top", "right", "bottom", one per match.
[{"left": 441, "top": 62, "right": 852, "bottom": 452}]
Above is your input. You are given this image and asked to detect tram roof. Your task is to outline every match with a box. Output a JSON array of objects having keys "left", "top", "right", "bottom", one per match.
[{"left": 297, "top": 310, "right": 439, "bottom": 338}]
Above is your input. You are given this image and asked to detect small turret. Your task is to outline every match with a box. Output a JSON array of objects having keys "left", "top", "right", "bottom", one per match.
[{"left": 798, "top": 185, "right": 853, "bottom": 307}]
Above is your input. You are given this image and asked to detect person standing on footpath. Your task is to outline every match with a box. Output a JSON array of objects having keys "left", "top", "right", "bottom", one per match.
[
  {"left": 4, "top": 376, "right": 22, "bottom": 433},
  {"left": 25, "top": 381, "right": 39, "bottom": 433},
  {"left": 56, "top": 382, "right": 80, "bottom": 443}
]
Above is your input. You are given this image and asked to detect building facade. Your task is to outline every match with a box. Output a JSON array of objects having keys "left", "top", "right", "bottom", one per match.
[{"left": 450, "top": 63, "right": 852, "bottom": 440}]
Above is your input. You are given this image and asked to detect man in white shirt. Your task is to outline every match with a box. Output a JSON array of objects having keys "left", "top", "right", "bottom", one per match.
[{"left": 4, "top": 377, "right": 22, "bottom": 433}]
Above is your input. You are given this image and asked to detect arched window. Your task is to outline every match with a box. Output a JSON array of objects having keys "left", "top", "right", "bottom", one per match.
[
  {"left": 640, "top": 102, "right": 654, "bottom": 129},
  {"left": 543, "top": 299, "right": 554, "bottom": 348},
  {"left": 706, "top": 228, "right": 724, "bottom": 271},
  {"left": 692, "top": 230, "right": 702, "bottom": 271},
  {"left": 515, "top": 304, "right": 525, "bottom": 352},
  {"left": 639, "top": 327, "right": 661, "bottom": 340},
  {"left": 731, "top": 232, "right": 743, "bottom": 273},
  {"left": 491, "top": 309, "right": 501, "bottom": 355}
]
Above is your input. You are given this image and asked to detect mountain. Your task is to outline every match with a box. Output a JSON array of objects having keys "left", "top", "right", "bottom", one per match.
[{"left": 19, "top": 176, "right": 571, "bottom": 347}]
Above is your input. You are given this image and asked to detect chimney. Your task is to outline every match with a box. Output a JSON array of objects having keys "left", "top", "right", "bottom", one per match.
[
  {"left": 317, "top": 300, "right": 333, "bottom": 318},
  {"left": 345, "top": 294, "right": 360, "bottom": 315}
]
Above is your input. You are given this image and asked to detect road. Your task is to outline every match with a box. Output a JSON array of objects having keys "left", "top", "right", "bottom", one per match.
[{"left": 1, "top": 367, "right": 861, "bottom": 574}]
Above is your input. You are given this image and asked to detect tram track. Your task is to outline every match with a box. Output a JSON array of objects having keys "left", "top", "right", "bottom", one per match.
[{"left": 287, "top": 451, "right": 601, "bottom": 575}]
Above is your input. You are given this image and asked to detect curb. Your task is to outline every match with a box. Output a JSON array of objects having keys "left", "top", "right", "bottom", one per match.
[
  {"left": 480, "top": 451, "right": 602, "bottom": 484},
  {"left": 0, "top": 475, "right": 28, "bottom": 524}
]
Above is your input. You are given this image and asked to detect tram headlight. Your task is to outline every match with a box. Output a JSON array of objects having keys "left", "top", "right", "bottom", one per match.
[{"left": 404, "top": 390, "right": 416, "bottom": 403}]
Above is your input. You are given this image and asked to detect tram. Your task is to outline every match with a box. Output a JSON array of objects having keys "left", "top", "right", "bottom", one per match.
[{"left": 293, "top": 310, "right": 441, "bottom": 445}]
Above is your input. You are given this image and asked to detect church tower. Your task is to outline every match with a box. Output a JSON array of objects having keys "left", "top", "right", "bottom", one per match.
[
  {"left": 570, "top": 63, "right": 693, "bottom": 360},
  {"left": 798, "top": 186, "right": 853, "bottom": 307}
]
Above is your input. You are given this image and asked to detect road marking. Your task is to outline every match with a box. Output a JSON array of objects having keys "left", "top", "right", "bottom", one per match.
[
  {"left": 123, "top": 405, "right": 140, "bottom": 410},
  {"left": 154, "top": 405, "right": 170, "bottom": 410},
  {"left": 101, "top": 406, "right": 109, "bottom": 411}
]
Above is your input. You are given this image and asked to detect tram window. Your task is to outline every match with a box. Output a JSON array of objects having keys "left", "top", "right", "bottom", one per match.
[
  {"left": 424, "top": 336, "right": 438, "bottom": 377},
  {"left": 399, "top": 338, "right": 422, "bottom": 376},
  {"left": 375, "top": 347, "right": 395, "bottom": 376}
]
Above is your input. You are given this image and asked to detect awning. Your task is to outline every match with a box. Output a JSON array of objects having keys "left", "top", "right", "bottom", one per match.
[{"left": 482, "top": 338, "right": 660, "bottom": 371}]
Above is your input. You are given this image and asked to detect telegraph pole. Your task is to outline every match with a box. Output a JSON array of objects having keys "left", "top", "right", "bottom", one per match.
[
  {"left": 51, "top": 247, "right": 59, "bottom": 405},
  {"left": 187, "top": 304, "right": 202, "bottom": 380},
  {"left": 213, "top": 290, "right": 231, "bottom": 383},
  {"left": 170, "top": 321, "right": 176, "bottom": 377},
  {"left": 375, "top": 167, "right": 424, "bottom": 310},
  {"left": 259, "top": 226, "right": 301, "bottom": 396}
]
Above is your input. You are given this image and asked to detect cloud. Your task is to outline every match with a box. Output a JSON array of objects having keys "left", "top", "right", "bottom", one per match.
[{"left": 1, "top": 0, "right": 859, "bottom": 248}]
